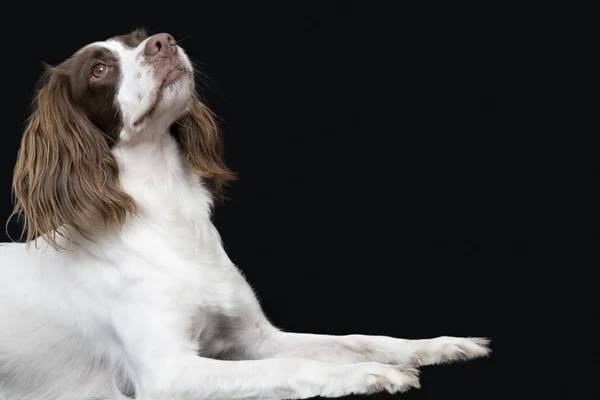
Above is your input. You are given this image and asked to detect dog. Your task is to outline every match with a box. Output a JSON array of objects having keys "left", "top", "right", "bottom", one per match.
[{"left": 0, "top": 28, "right": 490, "bottom": 400}]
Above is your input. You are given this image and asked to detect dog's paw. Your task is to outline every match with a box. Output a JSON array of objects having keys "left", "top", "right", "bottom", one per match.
[
  {"left": 320, "top": 363, "right": 420, "bottom": 397},
  {"left": 413, "top": 337, "right": 491, "bottom": 366}
]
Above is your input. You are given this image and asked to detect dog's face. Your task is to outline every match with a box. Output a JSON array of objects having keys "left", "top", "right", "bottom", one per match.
[
  {"left": 12, "top": 29, "right": 234, "bottom": 250},
  {"left": 67, "top": 29, "right": 195, "bottom": 140}
]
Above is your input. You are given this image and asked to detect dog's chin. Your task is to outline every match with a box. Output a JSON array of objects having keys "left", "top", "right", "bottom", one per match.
[
  {"left": 156, "top": 85, "right": 194, "bottom": 120},
  {"left": 130, "top": 72, "right": 193, "bottom": 133}
]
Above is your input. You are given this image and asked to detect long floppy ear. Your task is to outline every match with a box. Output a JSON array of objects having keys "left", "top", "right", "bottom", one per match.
[
  {"left": 11, "top": 67, "right": 137, "bottom": 250},
  {"left": 174, "top": 96, "right": 236, "bottom": 200}
]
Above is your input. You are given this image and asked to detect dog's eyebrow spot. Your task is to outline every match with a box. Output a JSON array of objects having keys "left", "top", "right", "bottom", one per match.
[{"left": 112, "top": 28, "right": 149, "bottom": 49}]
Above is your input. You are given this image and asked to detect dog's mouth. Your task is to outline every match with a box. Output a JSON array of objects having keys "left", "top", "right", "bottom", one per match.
[{"left": 133, "top": 67, "right": 190, "bottom": 128}]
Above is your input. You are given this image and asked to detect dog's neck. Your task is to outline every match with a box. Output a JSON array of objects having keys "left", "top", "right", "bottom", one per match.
[{"left": 115, "top": 126, "right": 214, "bottom": 221}]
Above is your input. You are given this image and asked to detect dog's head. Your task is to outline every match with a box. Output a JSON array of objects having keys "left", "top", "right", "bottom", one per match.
[{"left": 12, "top": 28, "right": 235, "bottom": 249}]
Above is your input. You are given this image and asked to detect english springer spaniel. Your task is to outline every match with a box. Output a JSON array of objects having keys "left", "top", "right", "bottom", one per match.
[{"left": 0, "top": 29, "right": 490, "bottom": 400}]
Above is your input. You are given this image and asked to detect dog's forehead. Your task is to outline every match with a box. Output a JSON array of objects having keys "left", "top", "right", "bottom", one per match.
[
  {"left": 75, "top": 40, "right": 129, "bottom": 57},
  {"left": 74, "top": 28, "right": 150, "bottom": 57}
]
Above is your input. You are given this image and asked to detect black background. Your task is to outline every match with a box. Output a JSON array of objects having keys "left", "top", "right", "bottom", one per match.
[{"left": 0, "top": 3, "right": 596, "bottom": 400}]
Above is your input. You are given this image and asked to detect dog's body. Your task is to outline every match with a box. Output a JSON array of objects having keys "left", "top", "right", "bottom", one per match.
[{"left": 0, "top": 29, "right": 489, "bottom": 400}]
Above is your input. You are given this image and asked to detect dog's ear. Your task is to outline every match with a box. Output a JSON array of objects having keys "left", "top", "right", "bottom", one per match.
[
  {"left": 11, "top": 67, "right": 137, "bottom": 250},
  {"left": 173, "top": 96, "right": 236, "bottom": 200}
]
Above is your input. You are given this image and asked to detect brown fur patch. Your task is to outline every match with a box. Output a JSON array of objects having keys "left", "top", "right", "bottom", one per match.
[
  {"left": 11, "top": 63, "right": 137, "bottom": 250},
  {"left": 173, "top": 97, "right": 236, "bottom": 200},
  {"left": 112, "top": 28, "right": 149, "bottom": 49}
]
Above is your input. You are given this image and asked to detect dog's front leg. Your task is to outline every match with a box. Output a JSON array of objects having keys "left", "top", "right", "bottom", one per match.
[
  {"left": 138, "top": 355, "right": 420, "bottom": 400},
  {"left": 266, "top": 332, "right": 491, "bottom": 367},
  {"left": 113, "top": 308, "right": 420, "bottom": 399}
]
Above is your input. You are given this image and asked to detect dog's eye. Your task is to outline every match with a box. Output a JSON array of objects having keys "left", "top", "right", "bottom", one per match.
[{"left": 91, "top": 63, "right": 108, "bottom": 78}]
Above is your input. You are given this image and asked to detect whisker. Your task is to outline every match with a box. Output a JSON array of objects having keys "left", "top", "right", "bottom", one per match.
[
  {"left": 189, "top": 57, "right": 227, "bottom": 103},
  {"left": 192, "top": 59, "right": 213, "bottom": 69},
  {"left": 196, "top": 75, "right": 227, "bottom": 104},
  {"left": 176, "top": 36, "right": 191, "bottom": 45}
]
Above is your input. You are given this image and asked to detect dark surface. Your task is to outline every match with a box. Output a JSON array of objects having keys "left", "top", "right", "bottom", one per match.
[{"left": 0, "top": 4, "right": 595, "bottom": 400}]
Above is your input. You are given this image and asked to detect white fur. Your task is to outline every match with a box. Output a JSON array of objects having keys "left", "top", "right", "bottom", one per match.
[{"left": 0, "top": 35, "right": 490, "bottom": 400}]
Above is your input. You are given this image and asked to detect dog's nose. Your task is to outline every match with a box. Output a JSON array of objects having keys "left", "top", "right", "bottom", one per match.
[{"left": 144, "top": 33, "right": 177, "bottom": 57}]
